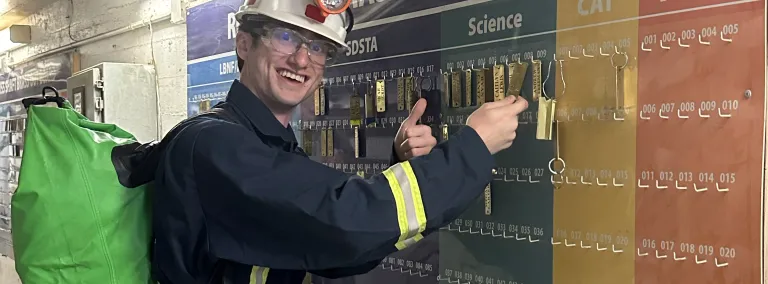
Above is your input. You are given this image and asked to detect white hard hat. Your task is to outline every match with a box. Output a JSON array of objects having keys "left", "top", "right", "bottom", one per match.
[{"left": 235, "top": 0, "right": 352, "bottom": 49}]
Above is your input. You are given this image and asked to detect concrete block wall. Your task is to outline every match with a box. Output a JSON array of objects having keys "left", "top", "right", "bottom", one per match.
[{"left": 1, "top": 0, "right": 190, "bottom": 282}]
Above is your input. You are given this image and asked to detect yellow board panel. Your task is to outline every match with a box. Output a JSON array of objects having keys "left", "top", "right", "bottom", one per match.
[{"left": 553, "top": 1, "right": 639, "bottom": 283}]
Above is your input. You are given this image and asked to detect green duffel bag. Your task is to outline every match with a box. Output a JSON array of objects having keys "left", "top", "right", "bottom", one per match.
[{"left": 11, "top": 86, "right": 155, "bottom": 283}]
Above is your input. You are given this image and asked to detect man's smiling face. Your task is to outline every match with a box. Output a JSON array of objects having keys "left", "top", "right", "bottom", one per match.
[{"left": 237, "top": 21, "right": 336, "bottom": 112}]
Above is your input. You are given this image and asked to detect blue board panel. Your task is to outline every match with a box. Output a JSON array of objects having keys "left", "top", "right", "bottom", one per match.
[
  {"left": 186, "top": 1, "right": 561, "bottom": 284},
  {"left": 436, "top": 1, "right": 557, "bottom": 284}
]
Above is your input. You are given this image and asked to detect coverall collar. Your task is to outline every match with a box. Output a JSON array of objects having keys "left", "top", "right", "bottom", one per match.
[{"left": 226, "top": 79, "right": 297, "bottom": 144}]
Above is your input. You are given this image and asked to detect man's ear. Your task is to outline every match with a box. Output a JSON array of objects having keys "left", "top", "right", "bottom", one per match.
[{"left": 235, "top": 31, "right": 252, "bottom": 61}]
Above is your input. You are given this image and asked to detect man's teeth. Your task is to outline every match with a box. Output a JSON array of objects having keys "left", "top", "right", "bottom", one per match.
[{"left": 279, "top": 70, "right": 306, "bottom": 83}]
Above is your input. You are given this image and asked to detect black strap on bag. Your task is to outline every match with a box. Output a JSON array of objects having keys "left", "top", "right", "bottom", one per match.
[
  {"left": 111, "top": 106, "right": 237, "bottom": 188},
  {"left": 22, "top": 86, "right": 66, "bottom": 109}
]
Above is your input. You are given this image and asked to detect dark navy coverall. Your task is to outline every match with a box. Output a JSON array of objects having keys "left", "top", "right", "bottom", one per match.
[{"left": 151, "top": 80, "right": 495, "bottom": 284}]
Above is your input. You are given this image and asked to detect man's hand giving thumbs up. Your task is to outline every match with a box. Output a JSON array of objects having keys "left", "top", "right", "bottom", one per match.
[{"left": 394, "top": 98, "right": 437, "bottom": 161}]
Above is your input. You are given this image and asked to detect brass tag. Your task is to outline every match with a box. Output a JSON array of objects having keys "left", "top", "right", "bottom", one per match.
[
  {"left": 532, "top": 60, "right": 542, "bottom": 100},
  {"left": 319, "top": 85, "right": 326, "bottom": 115},
  {"left": 354, "top": 126, "right": 360, "bottom": 158},
  {"left": 313, "top": 88, "right": 320, "bottom": 115},
  {"left": 364, "top": 86, "right": 375, "bottom": 126},
  {"left": 405, "top": 77, "right": 415, "bottom": 110},
  {"left": 200, "top": 100, "right": 211, "bottom": 112},
  {"left": 302, "top": 130, "right": 312, "bottom": 156},
  {"left": 536, "top": 97, "right": 556, "bottom": 140},
  {"left": 615, "top": 66, "right": 631, "bottom": 112},
  {"left": 442, "top": 73, "right": 451, "bottom": 107},
  {"left": 451, "top": 72, "right": 462, "bottom": 107},
  {"left": 507, "top": 62, "right": 529, "bottom": 98},
  {"left": 326, "top": 128, "right": 334, "bottom": 156},
  {"left": 396, "top": 77, "right": 405, "bottom": 111},
  {"left": 350, "top": 93, "right": 362, "bottom": 126},
  {"left": 375, "top": 79, "right": 386, "bottom": 113},
  {"left": 464, "top": 69, "right": 473, "bottom": 106},
  {"left": 320, "top": 128, "right": 328, "bottom": 156},
  {"left": 484, "top": 183, "right": 492, "bottom": 215},
  {"left": 492, "top": 64, "right": 505, "bottom": 101},
  {"left": 441, "top": 124, "right": 449, "bottom": 141},
  {"left": 474, "top": 69, "right": 486, "bottom": 106}
]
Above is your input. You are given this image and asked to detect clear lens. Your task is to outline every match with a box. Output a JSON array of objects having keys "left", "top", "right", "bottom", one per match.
[{"left": 264, "top": 27, "right": 339, "bottom": 65}]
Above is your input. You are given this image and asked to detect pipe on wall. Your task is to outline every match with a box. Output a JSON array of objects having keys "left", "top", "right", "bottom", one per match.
[{"left": 10, "top": 14, "right": 172, "bottom": 67}]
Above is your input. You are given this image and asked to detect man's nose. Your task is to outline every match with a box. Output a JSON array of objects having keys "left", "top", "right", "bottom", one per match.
[{"left": 288, "top": 46, "right": 311, "bottom": 67}]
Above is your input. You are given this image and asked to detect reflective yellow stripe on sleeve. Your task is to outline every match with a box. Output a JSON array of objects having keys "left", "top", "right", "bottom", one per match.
[
  {"left": 382, "top": 161, "right": 427, "bottom": 250},
  {"left": 249, "top": 266, "right": 270, "bottom": 284}
]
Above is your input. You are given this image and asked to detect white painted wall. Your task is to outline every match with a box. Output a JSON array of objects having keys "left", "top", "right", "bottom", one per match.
[{"left": 1, "top": 0, "right": 189, "bottom": 282}]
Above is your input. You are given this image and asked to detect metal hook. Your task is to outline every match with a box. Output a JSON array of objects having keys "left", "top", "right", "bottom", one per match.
[
  {"left": 656, "top": 180, "right": 668, "bottom": 189},
  {"left": 542, "top": 60, "right": 552, "bottom": 99},
  {"left": 699, "top": 34, "right": 711, "bottom": 45},
  {"left": 678, "top": 37, "right": 689, "bottom": 48},
  {"left": 718, "top": 108, "right": 732, "bottom": 118},
  {"left": 659, "top": 108, "right": 669, "bottom": 119},
  {"left": 641, "top": 42, "right": 652, "bottom": 52},
  {"left": 568, "top": 50, "right": 579, "bottom": 59},
  {"left": 660, "top": 40, "right": 670, "bottom": 49},
  {"left": 582, "top": 48, "right": 594, "bottom": 58},
  {"left": 610, "top": 52, "right": 629, "bottom": 69},
  {"left": 715, "top": 258, "right": 729, "bottom": 267},
  {"left": 638, "top": 179, "right": 649, "bottom": 188},
  {"left": 637, "top": 248, "right": 648, "bottom": 256},
  {"left": 676, "top": 180, "right": 687, "bottom": 190},
  {"left": 678, "top": 109, "right": 689, "bottom": 119},
  {"left": 599, "top": 47, "right": 610, "bottom": 56},
  {"left": 720, "top": 32, "right": 732, "bottom": 43}
]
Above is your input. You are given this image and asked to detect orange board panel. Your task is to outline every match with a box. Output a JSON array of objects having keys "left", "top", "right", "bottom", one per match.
[{"left": 635, "top": 2, "right": 765, "bottom": 284}]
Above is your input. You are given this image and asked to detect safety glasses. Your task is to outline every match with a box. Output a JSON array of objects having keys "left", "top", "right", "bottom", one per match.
[{"left": 255, "top": 26, "right": 341, "bottom": 65}]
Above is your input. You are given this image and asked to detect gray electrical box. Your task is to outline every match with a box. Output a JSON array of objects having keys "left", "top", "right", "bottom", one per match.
[{"left": 67, "top": 63, "right": 158, "bottom": 142}]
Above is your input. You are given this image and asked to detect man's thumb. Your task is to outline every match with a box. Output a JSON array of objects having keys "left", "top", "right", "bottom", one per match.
[{"left": 406, "top": 98, "right": 427, "bottom": 124}]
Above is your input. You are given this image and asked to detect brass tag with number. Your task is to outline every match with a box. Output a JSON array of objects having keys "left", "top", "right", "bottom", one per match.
[
  {"left": 442, "top": 73, "right": 451, "bottom": 107},
  {"left": 474, "top": 69, "right": 486, "bottom": 106},
  {"left": 536, "top": 97, "right": 556, "bottom": 140},
  {"left": 319, "top": 85, "right": 326, "bottom": 115},
  {"left": 492, "top": 64, "right": 505, "bottom": 101},
  {"left": 507, "top": 62, "right": 529, "bottom": 98},
  {"left": 320, "top": 128, "right": 328, "bottom": 156},
  {"left": 350, "top": 92, "right": 362, "bottom": 126},
  {"left": 404, "top": 77, "right": 415, "bottom": 110},
  {"left": 302, "top": 130, "right": 313, "bottom": 156},
  {"left": 464, "top": 69, "right": 473, "bottom": 106},
  {"left": 484, "top": 183, "right": 492, "bottom": 215},
  {"left": 313, "top": 88, "right": 321, "bottom": 115},
  {"left": 531, "top": 60, "right": 542, "bottom": 100},
  {"left": 326, "top": 128, "right": 334, "bottom": 156},
  {"left": 375, "top": 79, "right": 386, "bottom": 113},
  {"left": 397, "top": 77, "right": 405, "bottom": 111},
  {"left": 451, "top": 72, "right": 462, "bottom": 107}
]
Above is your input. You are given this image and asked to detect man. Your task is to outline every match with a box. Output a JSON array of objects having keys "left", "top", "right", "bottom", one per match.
[{"left": 151, "top": 0, "right": 529, "bottom": 283}]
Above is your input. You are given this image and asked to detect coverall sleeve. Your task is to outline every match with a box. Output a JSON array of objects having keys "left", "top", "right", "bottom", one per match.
[{"left": 186, "top": 120, "right": 494, "bottom": 271}]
